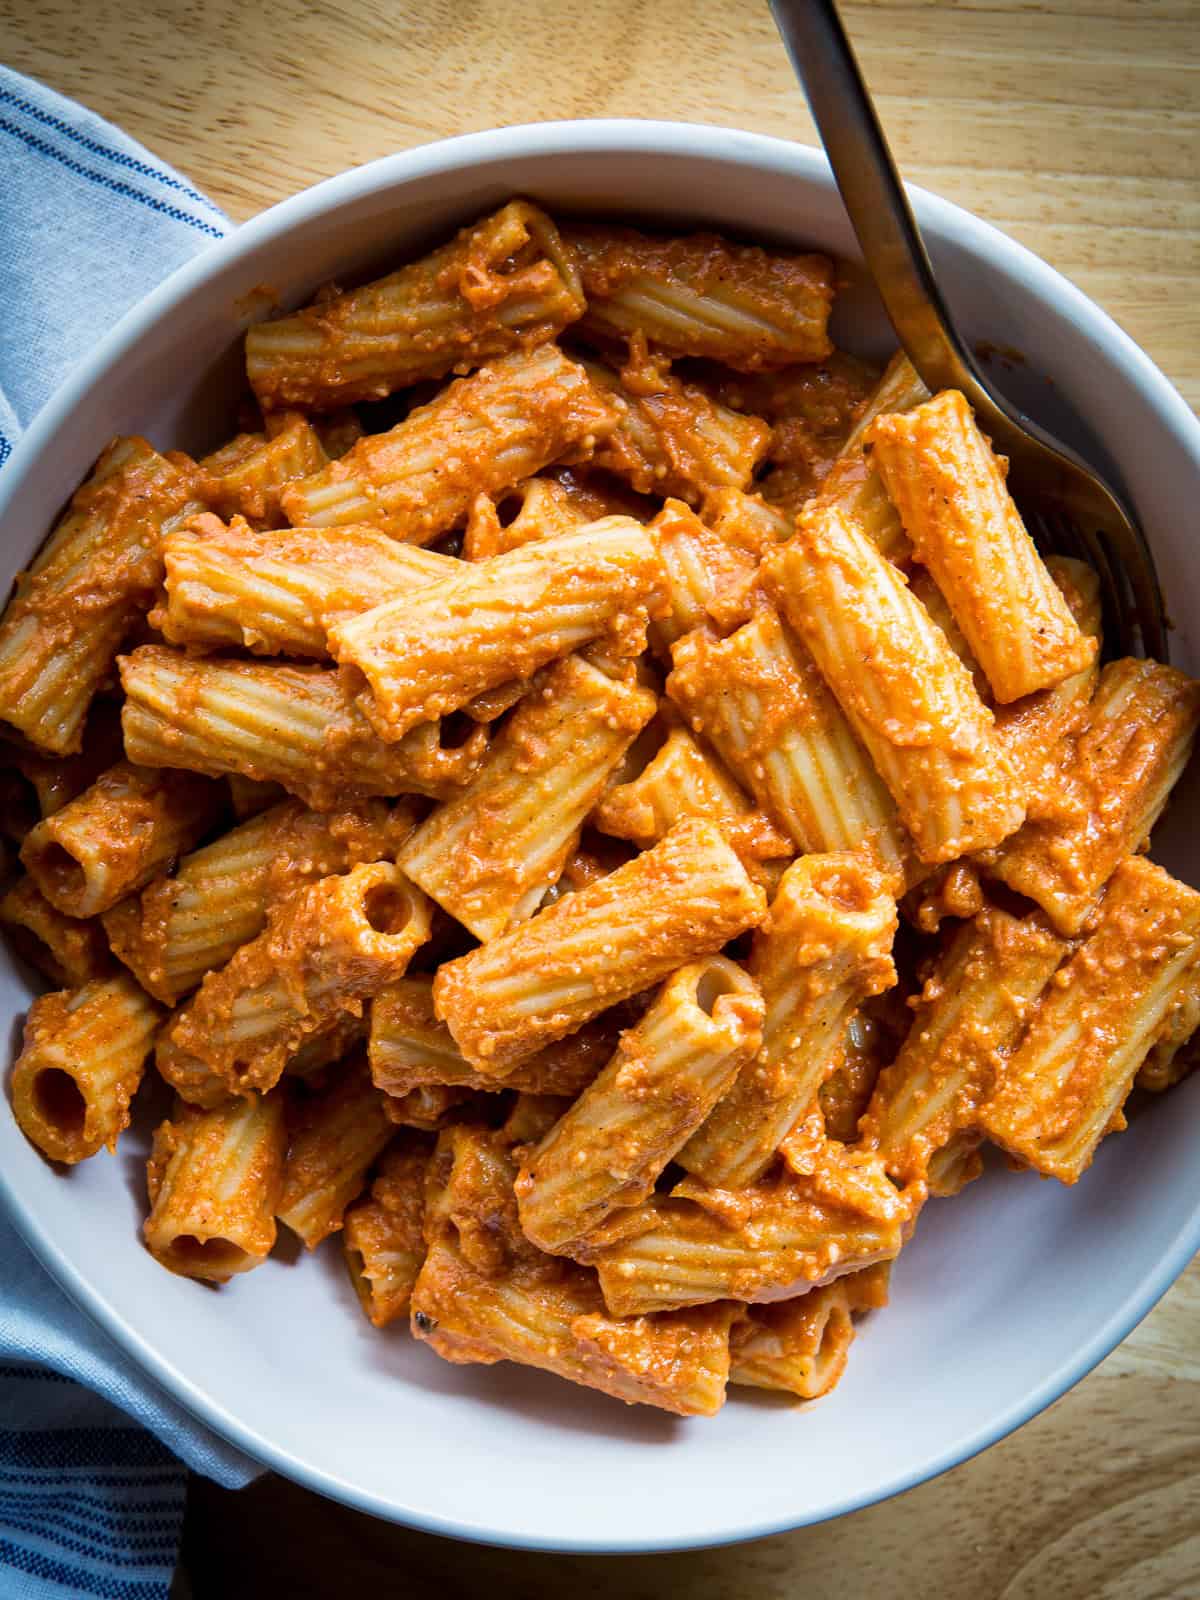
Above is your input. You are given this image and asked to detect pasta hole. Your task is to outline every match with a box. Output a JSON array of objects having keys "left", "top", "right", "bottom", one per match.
[
  {"left": 170, "top": 1234, "right": 246, "bottom": 1274},
  {"left": 363, "top": 883, "right": 412, "bottom": 936},
  {"left": 694, "top": 962, "right": 742, "bottom": 1017},
  {"left": 32, "top": 842, "right": 88, "bottom": 902},
  {"left": 495, "top": 491, "right": 525, "bottom": 528},
  {"left": 438, "top": 712, "right": 477, "bottom": 750},
  {"left": 33, "top": 1068, "right": 86, "bottom": 1134}
]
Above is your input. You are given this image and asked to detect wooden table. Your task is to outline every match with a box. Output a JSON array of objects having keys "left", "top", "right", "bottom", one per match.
[{"left": 4, "top": 2, "right": 1199, "bottom": 1593}]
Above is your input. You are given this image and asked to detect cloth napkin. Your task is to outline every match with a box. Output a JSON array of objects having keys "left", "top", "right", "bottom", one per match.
[{"left": 0, "top": 65, "right": 263, "bottom": 1598}]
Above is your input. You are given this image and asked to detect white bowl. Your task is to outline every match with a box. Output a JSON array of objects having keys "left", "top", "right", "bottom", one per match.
[{"left": 1, "top": 121, "right": 1198, "bottom": 1554}]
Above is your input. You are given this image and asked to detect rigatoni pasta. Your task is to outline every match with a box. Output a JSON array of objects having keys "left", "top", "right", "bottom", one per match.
[
  {"left": 10, "top": 974, "right": 161, "bottom": 1164},
  {"left": 866, "top": 389, "right": 1098, "bottom": 703},
  {"left": 677, "top": 853, "right": 897, "bottom": 1189},
  {"left": 433, "top": 819, "right": 765, "bottom": 1077},
  {"left": 515, "top": 956, "right": 764, "bottom": 1253},
  {"left": 144, "top": 1093, "right": 286, "bottom": 1281},
  {"left": 329, "top": 518, "right": 665, "bottom": 743},
  {"left": 764, "top": 505, "right": 1025, "bottom": 864},
  {"left": 667, "top": 605, "right": 909, "bottom": 881},
  {"left": 119, "top": 645, "right": 488, "bottom": 809},
  {"left": 979, "top": 857, "right": 1200, "bottom": 1183},
  {"left": 3, "top": 197, "right": 1198, "bottom": 1425},
  {"left": 0, "top": 438, "right": 200, "bottom": 754},
  {"left": 153, "top": 514, "right": 457, "bottom": 658},
  {"left": 20, "top": 760, "right": 226, "bottom": 918},
  {"left": 280, "top": 343, "right": 618, "bottom": 541},
  {"left": 247, "top": 200, "right": 586, "bottom": 409},
  {"left": 399, "top": 654, "right": 656, "bottom": 939}
]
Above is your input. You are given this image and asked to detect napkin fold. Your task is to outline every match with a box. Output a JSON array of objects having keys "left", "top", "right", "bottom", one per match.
[{"left": 0, "top": 63, "right": 262, "bottom": 1600}]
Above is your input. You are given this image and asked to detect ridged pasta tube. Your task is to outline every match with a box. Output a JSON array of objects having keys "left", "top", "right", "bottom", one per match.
[
  {"left": 11, "top": 975, "right": 162, "bottom": 1164},
  {"left": 119, "top": 646, "right": 488, "bottom": 810},
  {"left": 247, "top": 200, "right": 586, "bottom": 408},
  {"left": 678, "top": 854, "right": 897, "bottom": 1189},
  {"left": 433, "top": 818, "right": 766, "bottom": 1077},
  {"left": 516, "top": 957, "right": 764, "bottom": 1253}
]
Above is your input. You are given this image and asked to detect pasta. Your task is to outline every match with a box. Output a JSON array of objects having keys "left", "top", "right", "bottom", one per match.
[
  {"left": 978, "top": 857, "right": 1200, "bottom": 1183},
  {"left": 667, "top": 605, "right": 909, "bottom": 882},
  {"left": 20, "top": 760, "right": 227, "bottom": 919},
  {"left": 158, "top": 861, "right": 430, "bottom": 1097},
  {"left": 0, "top": 438, "right": 201, "bottom": 754},
  {"left": 247, "top": 200, "right": 586, "bottom": 408},
  {"left": 433, "top": 818, "right": 766, "bottom": 1076},
  {"left": 119, "top": 645, "right": 488, "bottom": 810},
  {"left": 565, "top": 223, "right": 835, "bottom": 369},
  {"left": 399, "top": 654, "right": 656, "bottom": 939},
  {"left": 981, "top": 658, "right": 1200, "bottom": 933},
  {"left": 328, "top": 518, "right": 666, "bottom": 743},
  {"left": 730, "top": 1264, "right": 890, "bottom": 1400},
  {"left": 764, "top": 505, "right": 1026, "bottom": 863},
  {"left": 276, "top": 1057, "right": 396, "bottom": 1249},
  {"left": 3, "top": 197, "right": 1197, "bottom": 1423},
  {"left": 102, "top": 796, "right": 415, "bottom": 1004},
  {"left": 154, "top": 514, "right": 457, "bottom": 658},
  {"left": 677, "top": 854, "right": 897, "bottom": 1189},
  {"left": 144, "top": 1093, "right": 286, "bottom": 1281},
  {"left": 515, "top": 956, "right": 765, "bottom": 1253},
  {"left": 10, "top": 975, "right": 161, "bottom": 1164},
  {"left": 343, "top": 1133, "right": 432, "bottom": 1327},
  {"left": 280, "top": 344, "right": 618, "bottom": 542}
]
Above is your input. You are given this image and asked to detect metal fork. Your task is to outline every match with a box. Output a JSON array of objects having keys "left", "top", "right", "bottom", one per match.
[{"left": 770, "top": 0, "right": 1167, "bottom": 660}]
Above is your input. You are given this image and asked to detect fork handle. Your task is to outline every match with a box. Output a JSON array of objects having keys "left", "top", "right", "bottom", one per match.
[{"left": 769, "top": 0, "right": 1001, "bottom": 415}]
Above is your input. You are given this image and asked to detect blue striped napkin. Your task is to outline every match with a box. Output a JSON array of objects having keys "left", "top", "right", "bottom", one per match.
[{"left": 1, "top": 65, "right": 262, "bottom": 1598}]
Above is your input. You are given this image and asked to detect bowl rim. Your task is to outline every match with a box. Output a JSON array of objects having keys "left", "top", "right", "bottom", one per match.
[{"left": 2, "top": 117, "right": 1199, "bottom": 1554}]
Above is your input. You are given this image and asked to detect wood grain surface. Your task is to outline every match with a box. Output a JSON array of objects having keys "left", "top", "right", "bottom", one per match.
[{"left": 3, "top": 1, "right": 1199, "bottom": 1594}]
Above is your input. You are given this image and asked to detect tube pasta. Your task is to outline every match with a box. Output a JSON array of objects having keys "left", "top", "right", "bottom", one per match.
[
  {"left": 20, "top": 761, "right": 226, "bottom": 919},
  {"left": 584, "top": 359, "right": 770, "bottom": 505},
  {"left": 804, "top": 350, "right": 931, "bottom": 564},
  {"left": 591, "top": 720, "right": 792, "bottom": 866},
  {"left": 1137, "top": 962, "right": 1200, "bottom": 1093},
  {"left": 983, "top": 658, "right": 1200, "bottom": 934},
  {"left": 247, "top": 200, "right": 586, "bottom": 409},
  {"left": 993, "top": 556, "right": 1103, "bottom": 816},
  {"left": 867, "top": 390, "right": 1097, "bottom": 702},
  {"left": 678, "top": 854, "right": 897, "bottom": 1189},
  {"left": 0, "top": 438, "right": 201, "bottom": 754},
  {"left": 342, "top": 1133, "right": 432, "bottom": 1327},
  {"left": 144, "top": 1093, "right": 286, "bottom": 1281},
  {"left": 0, "top": 876, "right": 111, "bottom": 987},
  {"left": 329, "top": 519, "right": 666, "bottom": 743},
  {"left": 860, "top": 905, "right": 1069, "bottom": 1193},
  {"left": 729, "top": 1264, "right": 890, "bottom": 1400},
  {"left": 280, "top": 344, "right": 618, "bottom": 542},
  {"left": 566, "top": 223, "right": 835, "bottom": 369},
  {"left": 516, "top": 957, "right": 765, "bottom": 1253},
  {"left": 161, "top": 862, "right": 431, "bottom": 1096},
  {"left": 199, "top": 412, "right": 328, "bottom": 526},
  {"left": 979, "top": 857, "right": 1200, "bottom": 1183},
  {"left": 11, "top": 975, "right": 162, "bottom": 1164},
  {"left": 400, "top": 654, "right": 656, "bottom": 939},
  {"left": 764, "top": 506, "right": 1025, "bottom": 864},
  {"left": 433, "top": 818, "right": 765, "bottom": 1077},
  {"left": 103, "top": 797, "right": 415, "bottom": 1004},
  {"left": 667, "top": 606, "right": 909, "bottom": 882},
  {"left": 411, "top": 1123, "right": 737, "bottom": 1416},
  {"left": 153, "top": 514, "right": 457, "bottom": 658},
  {"left": 276, "top": 1058, "right": 396, "bottom": 1248},
  {"left": 369, "top": 977, "right": 617, "bottom": 1099},
  {"left": 590, "top": 1137, "right": 910, "bottom": 1316},
  {"left": 119, "top": 645, "right": 488, "bottom": 809},
  {"left": 648, "top": 499, "right": 761, "bottom": 649}
]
